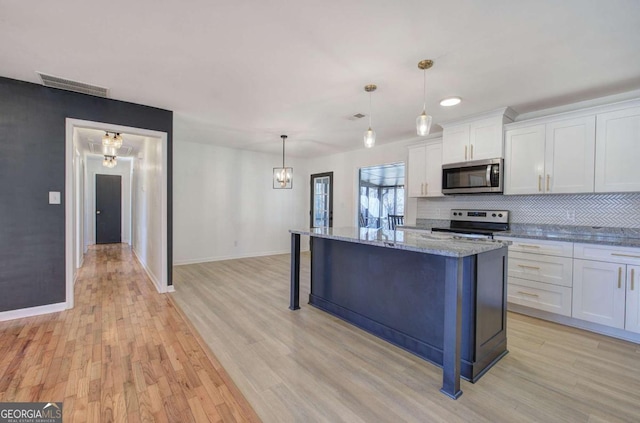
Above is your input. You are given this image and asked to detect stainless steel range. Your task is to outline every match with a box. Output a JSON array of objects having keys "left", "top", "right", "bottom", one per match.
[{"left": 431, "top": 209, "right": 509, "bottom": 239}]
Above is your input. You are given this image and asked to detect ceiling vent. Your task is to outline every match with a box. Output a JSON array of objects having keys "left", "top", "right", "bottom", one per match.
[
  {"left": 347, "top": 113, "right": 366, "bottom": 121},
  {"left": 37, "top": 72, "right": 109, "bottom": 98}
]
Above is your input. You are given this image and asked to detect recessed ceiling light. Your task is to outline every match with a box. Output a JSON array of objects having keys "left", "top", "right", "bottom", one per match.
[{"left": 440, "top": 97, "right": 462, "bottom": 107}]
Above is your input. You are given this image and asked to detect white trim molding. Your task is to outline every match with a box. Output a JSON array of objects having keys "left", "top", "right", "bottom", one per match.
[
  {"left": 133, "top": 247, "right": 165, "bottom": 293},
  {"left": 0, "top": 302, "right": 67, "bottom": 322}
]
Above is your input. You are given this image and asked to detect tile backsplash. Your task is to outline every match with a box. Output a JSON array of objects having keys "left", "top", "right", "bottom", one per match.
[{"left": 416, "top": 193, "right": 640, "bottom": 228}]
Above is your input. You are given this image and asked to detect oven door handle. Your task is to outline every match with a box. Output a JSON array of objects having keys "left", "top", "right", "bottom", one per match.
[{"left": 486, "top": 165, "right": 491, "bottom": 187}]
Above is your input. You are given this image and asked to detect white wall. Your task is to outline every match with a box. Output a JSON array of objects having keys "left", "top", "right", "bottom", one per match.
[
  {"left": 308, "top": 136, "right": 438, "bottom": 228},
  {"left": 84, "top": 156, "right": 133, "bottom": 246},
  {"left": 132, "top": 137, "right": 164, "bottom": 286},
  {"left": 173, "top": 140, "right": 308, "bottom": 265}
]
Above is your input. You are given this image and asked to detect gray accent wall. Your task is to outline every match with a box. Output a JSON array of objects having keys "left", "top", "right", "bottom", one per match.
[
  {"left": 0, "top": 77, "right": 173, "bottom": 313},
  {"left": 417, "top": 193, "right": 640, "bottom": 228}
]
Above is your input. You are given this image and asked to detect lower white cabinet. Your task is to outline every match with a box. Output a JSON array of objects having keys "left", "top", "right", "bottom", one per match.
[
  {"left": 625, "top": 265, "right": 640, "bottom": 334},
  {"left": 496, "top": 237, "right": 573, "bottom": 316},
  {"left": 572, "top": 259, "right": 626, "bottom": 329},
  {"left": 499, "top": 237, "right": 640, "bottom": 337},
  {"left": 508, "top": 278, "right": 572, "bottom": 316},
  {"left": 573, "top": 243, "right": 640, "bottom": 334}
]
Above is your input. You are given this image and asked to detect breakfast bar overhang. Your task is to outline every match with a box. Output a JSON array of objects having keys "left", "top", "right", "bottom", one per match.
[{"left": 289, "top": 227, "right": 510, "bottom": 399}]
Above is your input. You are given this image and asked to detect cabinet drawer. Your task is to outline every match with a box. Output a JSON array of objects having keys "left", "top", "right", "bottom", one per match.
[
  {"left": 508, "top": 278, "right": 572, "bottom": 316},
  {"left": 496, "top": 236, "right": 573, "bottom": 257},
  {"left": 574, "top": 243, "right": 640, "bottom": 265},
  {"left": 508, "top": 251, "right": 573, "bottom": 287}
]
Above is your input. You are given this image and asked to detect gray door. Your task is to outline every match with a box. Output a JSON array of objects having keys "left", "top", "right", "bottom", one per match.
[
  {"left": 310, "top": 172, "right": 333, "bottom": 228},
  {"left": 96, "top": 174, "right": 122, "bottom": 244}
]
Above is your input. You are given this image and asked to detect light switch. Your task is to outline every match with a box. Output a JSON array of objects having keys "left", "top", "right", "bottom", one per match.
[{"left": 49, "top": 191, "right": 61, "bottom": 204}]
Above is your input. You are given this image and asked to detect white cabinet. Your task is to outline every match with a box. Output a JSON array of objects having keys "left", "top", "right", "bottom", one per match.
[
  {"left": 625, "top": 265, "right": 640, "bottom": 334},
  {"left": 407, "top": 141, "right": 442, "bottom": 197},
  {"left": 441, "top": 109, "right": 514, "bottom": 165},
  {"left": 573, "top": 243, "right": 640, "bottom": 333},
  {"left": 504, "top": 116, "right": 595, "bottom": 195},
  {"left": 545, "top": 117, "right": 596, "bottom": 193},
  {"left": 595, "top": 106, "right": 640, "bottom": 192},
  {"left": 495, "top": 236, "right": 573, "bottom": 316},
  {"left": 573, "top": 259, "right": 626, "bottom": 328},
  {"left": 504, "top": 125, "right": 546, "bottom": 194}
]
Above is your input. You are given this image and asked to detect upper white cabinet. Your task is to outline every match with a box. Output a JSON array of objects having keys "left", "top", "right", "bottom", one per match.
[
  {"left": 407, "top": 141, "right": 443, "bottom": 197},
  {"left": 504, "top": 116, "right": 596, "bottom": 195},
  {"left": 504, "top": 125, "right": 546, "bottom": 194},
  {"left": 441, "top": 108, "right": 515, "bottom": 165},
  {"left": 595, "top": 106, "right": 640, "bottom": 192}
]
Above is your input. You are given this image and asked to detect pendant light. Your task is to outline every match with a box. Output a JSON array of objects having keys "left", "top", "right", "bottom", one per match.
[
  {"left": 273, "top": 135, "right": 293, "bottom": 189},
  {"left": 364, "top": 84, "right": 377, "bottom": 148},
  {"left": 416, "top": 59, "right": 433, "bottom": 136},
  {"left": 102, "top": 131, "right": 123, "bottom": 149},
  {"left": 102, "top": 155, "right": 117, "bottom": 168}
]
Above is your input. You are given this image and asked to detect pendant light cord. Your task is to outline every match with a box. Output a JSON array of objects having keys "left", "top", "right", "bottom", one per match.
[
  {"left": 369, "top": 91, "right": 373, "bottom": 128},
  {"left": 423, "top": 68, "right": 427, "bottom": 112}
]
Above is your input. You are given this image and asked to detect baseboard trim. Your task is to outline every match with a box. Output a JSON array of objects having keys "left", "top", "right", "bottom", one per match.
[
  {"left": 0, "top": 302, "right": 67, "bottom": 322},
  {"left": 167, "top": 285, "right": 175, "bottom": 293},
  {"left": 132, "top": 248, "right": 163, "bottom": 293},
  {"left": 173, "top": 248, "right": 309, "bottom": 266},
  {"left": 508, "top": 303, "right": 640, "bottom": 344}
]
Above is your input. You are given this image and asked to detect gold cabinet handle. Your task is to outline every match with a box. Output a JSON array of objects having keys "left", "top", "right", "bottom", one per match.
[
  {"left": 546, "top": 174, "right": 550, "bottom": 192},
  {"left": 470, "top": 144, "right": 474, "bottom": 159},
  {"left": 517, "top": 264, "right": 541, "bottom": 270},
  {"left": 517, "top": 291, "right": 539, "bottom": 297},
  {"left": 538, "top": 175, "right": 542, "bottom": 192},
  {"left": 465, "top": 145, "right": 468, "bottom": 160},
  {"left": 612, "top": 253, "right": 640, "bottom": 259},
  {"left": 519, "top": 244, "right": 541, "bottom": 249},
  {"left": 632, "top": 268, "right": 635, "bottom": 291},
  {"left": 618, "top": 267, "right": 622, "bottom": 289}
]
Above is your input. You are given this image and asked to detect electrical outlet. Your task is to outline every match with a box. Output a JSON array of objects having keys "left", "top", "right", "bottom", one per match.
[{"left": 566, "top": 210, "right": 576, "bottom": 222}]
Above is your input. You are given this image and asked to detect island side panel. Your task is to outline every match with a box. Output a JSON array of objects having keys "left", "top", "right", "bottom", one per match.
[
  {"left": 289, "top": 233, "right": 301, "bottom": 310},
  {"left": 308, "top": 237, "right": 476, "bottom": 372},
  {"left": 470, "top": 246, "right": 509, "bottom": 380}
]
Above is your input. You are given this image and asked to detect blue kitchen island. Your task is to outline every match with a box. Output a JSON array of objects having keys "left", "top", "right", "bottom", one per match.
[{"left": 288, "top": 227, "right": 510, "bottom": 399}]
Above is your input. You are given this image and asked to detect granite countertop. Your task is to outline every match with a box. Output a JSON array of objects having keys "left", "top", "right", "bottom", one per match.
[
  {"left": 290, "top": 227, "right": 510, "bottom": 258},
  {"left": 496, "top": 224, "right": 640, "bottom": 248}
]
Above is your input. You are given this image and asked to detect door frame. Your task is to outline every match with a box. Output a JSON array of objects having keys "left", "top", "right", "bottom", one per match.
[
  {"left": 310, "top": 172, "right": 333, "bottom": 228},
  {"left": 65, "top": 118, "right": 170, "bottom": 310}
]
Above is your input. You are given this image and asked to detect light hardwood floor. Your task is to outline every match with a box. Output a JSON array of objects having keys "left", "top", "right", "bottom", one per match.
[
  {"left": 0, "top": 244, "right": 260, "bottom": 423},
  {"left": 172, "top": 253, "right": 640, "bottom": 423}
]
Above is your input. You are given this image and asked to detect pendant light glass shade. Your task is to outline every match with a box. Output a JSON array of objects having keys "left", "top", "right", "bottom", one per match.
[
  {"left": 416, "top": 112, "right": 432, "bottom": 136},
  {"left": 364, "top": 127, "right": 376, "bottom": 148},
  {"left": 416, "top": 60, "right": 433, "bottom": 136},
  {"left": 363, "top": 84, "right": 377, "bottom": 148}
]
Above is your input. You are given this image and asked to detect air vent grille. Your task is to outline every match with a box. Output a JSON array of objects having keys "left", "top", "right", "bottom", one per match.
[
  {"left": 89, "top": 142, "right": 133, "bottom": 157},
  {"left": 37, "top": 72, "right": 109, "bottom": 98}
]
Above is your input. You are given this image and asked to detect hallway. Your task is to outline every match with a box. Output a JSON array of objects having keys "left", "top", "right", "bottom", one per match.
[{"left": 0, "top": 244, "right": 259, "bottom": 422}]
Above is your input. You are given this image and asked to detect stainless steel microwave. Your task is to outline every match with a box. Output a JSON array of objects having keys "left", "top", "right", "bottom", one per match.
[{"left": 442, "top": 158, "right": 503, "bottom": 194}]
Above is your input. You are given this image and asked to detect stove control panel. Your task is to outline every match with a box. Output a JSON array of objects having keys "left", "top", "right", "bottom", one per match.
[{"left": 450, "top": 209, "right": 509, "bottom": 224}]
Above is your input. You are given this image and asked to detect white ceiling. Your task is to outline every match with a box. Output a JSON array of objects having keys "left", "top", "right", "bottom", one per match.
[{"left": 2, "top": 0, "right": 640, "bottom": 158}]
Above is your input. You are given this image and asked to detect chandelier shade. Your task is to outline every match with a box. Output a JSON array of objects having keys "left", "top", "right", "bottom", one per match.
[{"left": 273, "top": 135, "right": 292, "bottom": 189}]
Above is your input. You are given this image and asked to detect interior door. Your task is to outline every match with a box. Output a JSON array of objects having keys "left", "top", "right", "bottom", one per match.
[
  {"left": 96, "top": 174, "right": 122, "bottom": 244},
  {"left": 310, "top": 172, "right": 333, "bottom": 228}
]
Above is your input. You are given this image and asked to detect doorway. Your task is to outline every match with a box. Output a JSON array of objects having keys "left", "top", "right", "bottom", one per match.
[
  {"left": 359, "top": 163, "right": 405, "bottom": 229},
  {"left": 96, "top": 174, "right": 122, "bottom": 244},
  {"left": 310, "top": 172, "right": 333, "bottom": 228}
]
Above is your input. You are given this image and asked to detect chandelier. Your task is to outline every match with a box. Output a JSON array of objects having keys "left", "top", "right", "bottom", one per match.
[
  {"left": 102, "top": 155, "right": 117, "bottom": 168},
  {"left": 102, "top": 131, "right": 123, "bottom": 149},
  {"left": 273, "top": 135, "right": 292, "bottom": 189}
]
